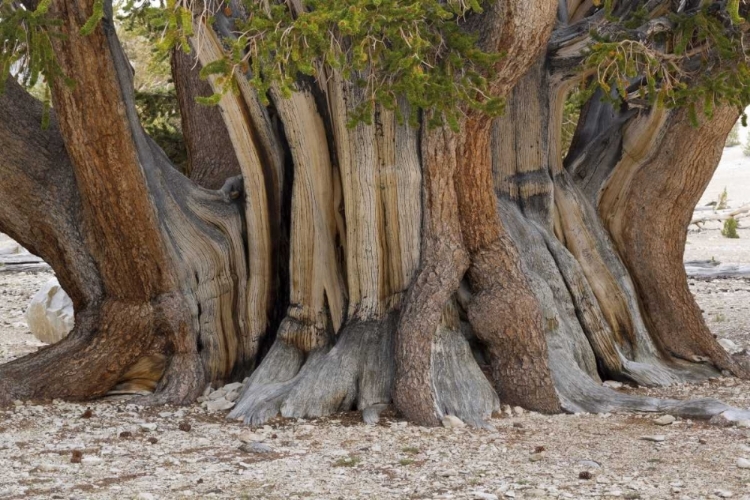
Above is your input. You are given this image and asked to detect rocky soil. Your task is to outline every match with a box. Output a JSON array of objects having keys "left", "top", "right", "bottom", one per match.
[{"left": 0, "top": 270, "right": 750, "bottom": 500}]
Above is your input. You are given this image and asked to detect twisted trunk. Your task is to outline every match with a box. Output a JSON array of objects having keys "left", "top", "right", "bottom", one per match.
[{"left": 2, "top": 0, "right": 749, "bottom": 426}]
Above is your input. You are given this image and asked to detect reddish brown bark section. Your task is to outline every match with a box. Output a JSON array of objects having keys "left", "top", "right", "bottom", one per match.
[
  {"left": 606, "top": 107, "right": 745, "bottom": 375},
  {"left": 48, "top": 0, "right": 176, "bottom": 300},
  {"left": 456, "top": 118, "right": 561, "bottom": 413},
  {"left": 394, "top": 125, "right": 469, "bottom": 425}
]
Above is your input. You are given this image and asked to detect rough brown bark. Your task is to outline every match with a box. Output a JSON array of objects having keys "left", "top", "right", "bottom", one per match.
[
  {"left": 449, "top": 0, "right": 561, "bottom": 413},
  {"left": 171, "top": 48, "right": 242, "bottom": 189},
  {"left": 394, "top": 125, "right": 469, "bottom": 425},
  {"left": 457, "top": 117, "right": 561, "bottom": 413},
  {"left": 47, "top": 0, "right": 177, "bottom": 300},
  {"left": 0, "top": 78, "right": 101, "bottom": 310},
  {"left": 602, "top": 107, "right": 745, "bottom": 376}
]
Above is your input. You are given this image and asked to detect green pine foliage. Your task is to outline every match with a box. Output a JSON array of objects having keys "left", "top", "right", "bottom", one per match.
[
  {"left": 0, "top": 0, "right": 73, "bottom": 127},
  {"left": 584, "top": 4, "right": 750, "bottom": 124},
  {"left": 161, "top": 0, "right": 504, "bottom": 129},
  {"left": 3, "top": 0, "right": 750, "bottom": 132}
]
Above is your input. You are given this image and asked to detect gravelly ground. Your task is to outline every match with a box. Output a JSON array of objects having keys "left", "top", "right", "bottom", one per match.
[{"left": 1, "top": 269, "right": 750, "bottom": 500}]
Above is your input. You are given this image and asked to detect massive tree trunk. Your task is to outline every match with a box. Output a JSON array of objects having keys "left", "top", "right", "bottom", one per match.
[{"left": 1, "top": 0, "right": 749, "bottom": 426}]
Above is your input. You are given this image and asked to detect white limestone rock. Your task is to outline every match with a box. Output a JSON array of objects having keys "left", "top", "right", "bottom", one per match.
[{"left": 25, "top": 278, "right": 74, "bottom": 344}]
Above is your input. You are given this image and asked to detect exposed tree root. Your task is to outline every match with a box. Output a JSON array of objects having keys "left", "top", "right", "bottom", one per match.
[
  {"left": 0, "top": 303, "right": 161, "bottom": 405},
  {"left": 495, "top": 182, "right": 748, "bottom": 424},
  {"left": 231, "top": 317, "right": 395, "bottom": 425},
  {"left": 551, "top": 349, "right": 750, "bottom": 422},
  {"left": 432, "top": 322, "right": 500, "bottom": 429}
]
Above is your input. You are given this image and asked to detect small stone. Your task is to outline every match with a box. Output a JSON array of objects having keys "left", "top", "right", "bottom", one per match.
[
  {"left": 207, "top": 388, "right": 227, "bottom": 401},
  {"left": 640, "top": 435, "right": 665, "bottom": 442},
  {"left": 699, "top": 438, "right": 708, "bottom": 444},
  {"left": 442, "top": 415, "right": 466, "bottom": 429},
  {"left": 204, "top": 398, "right": 235, "bottom": 412},
  {"left": 579, "top": 471, "right": 593, "bottom": 480},
  {"left": 473, "top": 493, "right": 498, "bottom": 500},
  {"left": 371, "top": 444, "right": 382, "bottom": 453},
  {"left": 512, "top": 406, "right": 524, "bottom": 416},
  {"left": 139, "top": 423, "right": 158, "bottom": 432},
  {"left": 178, "top": 422, "right": 191, "bottom": 432},
  {"left": 81, "top": 456, "right": 102, "bottom": 465},
  {"left": 137, "top": 493, "right": 155, "bottom": 500},
  {"left": 709, "top": 413, "right": 733, "bottom": 427},
  {"left": 25, "top": 278, "right": 74, "bottom": 344},
  {"left": 239, "top": 442, "right": 273, "bottom": 454},
  {"left": 603, "top": 380, "right": 623, "bottom": 389},
  {"left": 529, "top": 453, "right": 544, "bottom": 462},
  {"left": 239, "top": 431, "right": 264, "bottom": 444},
  {"left": 737, "top": 458, "right": 750, "bottom": 469},
  {"left": 512, "top": 422, "right": 524, "bottom": 429},
  {"left": 222, "top": 382, "right": 244, "bottom": 393},
  {"left": 719, "top": 338, "right": 742, "bottom": 355},
  {"left": 715, "top": 490, "right": 733, "bottom": 498},
  {"left": 147, "top": 437, "right": 158, "bottom": 445},
  {"left": 439, "top": 469, "right": 458, "bottom": 477},
  {"left": 654, "top": 415, "right": 676, "bottom": 426},
  {"left": 737, "top": 420, "right": 750, "bottom": 429},
  {"left": 119, "top": 431, "right": 133, "bottom": 439},
  {"left": 525, "top": 489, "right": 546, "bottom": 498},
  {"left": 577, "top": 460, "right": 601, "bottom": 469}
]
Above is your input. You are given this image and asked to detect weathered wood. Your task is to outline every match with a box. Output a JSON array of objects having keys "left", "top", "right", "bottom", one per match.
[
  {"left": 691, "top": 205, "right": 750, "bottom": 226},
  {"left": 685, "top": 261, "right": 750, "bottom": 279}
]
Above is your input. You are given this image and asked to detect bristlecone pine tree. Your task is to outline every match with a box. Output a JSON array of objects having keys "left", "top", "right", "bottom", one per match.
[{"left": 1, "top": 0, "right": 750, "bottom": 427}]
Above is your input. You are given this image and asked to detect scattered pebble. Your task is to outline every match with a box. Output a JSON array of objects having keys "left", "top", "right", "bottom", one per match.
[
  {"left": 641, "top": 435, "right": 666, "bottom": 442},
  {"left": 239, "top": 442, "right": 273, "bottom": 454},
  {"left": 654, "top": 415, "right": 676, "bottom": 426},
  {"left": 441, "top": 415, "right": 465, "bottom": 429}
]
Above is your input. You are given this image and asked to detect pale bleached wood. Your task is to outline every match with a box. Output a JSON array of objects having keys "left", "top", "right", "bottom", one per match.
[{"left": 192, "top": 21, "right": 273, "bottom": 361}]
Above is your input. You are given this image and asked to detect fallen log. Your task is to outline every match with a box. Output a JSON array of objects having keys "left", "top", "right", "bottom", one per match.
[
  {"left": 685, "top": 260, "right": 750, "bottom": 279},
  {"left": 691, "top": 204, "right": 750, "bottom": 227}
]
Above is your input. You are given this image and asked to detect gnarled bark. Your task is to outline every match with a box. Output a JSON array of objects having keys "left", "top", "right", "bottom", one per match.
[{"left": 2, "top": 0, "right": 749, "bottom": 428}]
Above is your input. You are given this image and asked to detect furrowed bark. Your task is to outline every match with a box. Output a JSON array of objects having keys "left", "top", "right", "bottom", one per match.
[
  {"left": 228, "top": 50, "right": 424, "bottom": 423},
  {"left": 1, "top": 0, "right": 257, "bottom": 404},
  {"left": 192, "top": 20, "right": 280, "bottom": 367},
  {"left": 171, "top": 48, "right": 242, "bottom": 189},
  {"left": 490, "top": 55, "right": 743, "bottom": 420},
  {"left": 600, "top": 107, "right": 745, "bottom": 376},
  {"left": 0, "top": 78, "right": 101, "bottom": 309},
  {"left": 451, "top": 1, "right": 561, "bottom": 414}
]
